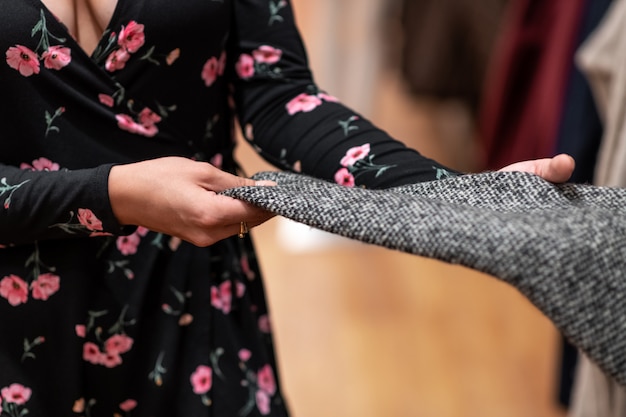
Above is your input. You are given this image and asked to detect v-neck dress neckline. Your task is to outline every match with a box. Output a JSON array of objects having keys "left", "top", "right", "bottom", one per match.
[{"left": 35, "top": 0, "right": 125, "bottom": 61}]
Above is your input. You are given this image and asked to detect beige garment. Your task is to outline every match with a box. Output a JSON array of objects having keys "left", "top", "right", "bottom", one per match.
[
  {"left": 570, "top": 357, "right": 626, "bottom": 417},
  {"left": 570, "top": 0, "right": 626, "bottom": 415},
  {"left": 577, "top": 0, "right": 626, "bottom": 186}
]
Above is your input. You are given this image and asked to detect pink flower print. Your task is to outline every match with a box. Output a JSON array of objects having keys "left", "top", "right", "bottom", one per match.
[
  {"left": 258, "top": 314, "right": 271, "bottom": 333},
  {"left": 178, "top": 313, "right": 194, "bottom": 326},
  {"left": 235, "top": 53, "right": 255, "bottom": 79},
  {"left": 211, "top": 283, "right": 232, "bottom": 314},
  {"left": 6, "top": 45, "right": 40, "bottom": 77},
  {"left": 254, "top": 364, "right": 277, "bottom": 415},
  {"left": 30, "top": 273, "right": 61, "bottom": 301},
  {"left": 190, "top": 365, "right": 212, "bottom": 395},
  {"left": 236, "top": 282, "right": 245, "bottom": 297},
  {"left": 136, "top": 226, "right": 149, "bottom": 236},
  {"left": 119, "top": 399, "right": 137, "bottom": 412},
  {"left": 116, "top": 109, "right": 160, "bottom": 137},
  {"left": 42, "top": 45, "right": 72, "bottom": 70},
  {"left": 169, "top": 236, "right": 182, "bottom": 251},
  {"left": 75, "top": 324, "right": 86, "bottom": 337},
  {"left": 238, "top": 348, "right": 252, "bottom": 362},
  {"left": 257, "top": 364, "right": 277, "bottom": 395},
  {"left": 211, "top": 281, "right": 245, "bottom": 314},
  {"left": 334, "top": 168, "right": 355, "bottom": 187},
  {"left": 118, "top": 21, "right": 145, "bottom": 53},
  {"left": 116, "top": 114, "right": 159, "bottom": 137},
  {"left": 252, "top": 45, "right": 282, "bottom": 64},
  {"left": 105, "top": 48, "right": 131, "bottom": 72},
  {"left": 166, "top": 48, "right": 180, "bottom": 66},
  {"left": 101, "top": 350, "right": 123, "bottom": 368},
  {"left": 77, "top": 208, "right": 104, "bottom": 232},
  {"left": 98, "top": 94, "right": 115, "bottom": 107},
  {"left": 104, "top": 334, "right": 134, "bottom": 355},
  {"left": 202, "top": 57, "right": 219, "bottom": 87},
  {"left": 116, "top": 113, "right": 138, "bottom": 132},
  {"left": 340, "top": 143, "right": 370, "bottom": 167},
  {"left": 256, "top": 390, "right": 271, "bottom": 415},
  {"left": 138, "top": 108, "right": 162, "bottom": 128},
  {"left": 33, "top": 157, "right": 60, "bottom": 171},
  {"left": 116, "top": 233, "right": 141, "bottom": 255},
  {"left": 0, "top": 275, "right": 29, "bottom": 306},
  {"left": 20, "top": 157, "right": 60, "bottom": 171},
  {"left": 240, "top": 253, "right": 256, "bottom": 279},
  {"left": 83, "top": 342, "right": 102, "bottom": 364},
  {"left": 318, "top": 93, "right": 339, "bottom": 103},
  {"left": 285, "top": 93, "right": 323, "bottom": 115},
  {"left": 72, "top": 398, "right": 85, "bottom": 413},
  {"left": 134, "top": 123, "right": 158, "bottom": 137},
  {"left": 1, "top": 383, "right": 32, "bottom": 405}
]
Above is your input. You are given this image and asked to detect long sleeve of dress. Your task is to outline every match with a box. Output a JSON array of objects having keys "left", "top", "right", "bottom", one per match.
[
  {"left": 230, "top": 0, "right": 459, "bottom": 189},
  {"left": 0, "top": 162, "right": 127, "bottom": 246}
]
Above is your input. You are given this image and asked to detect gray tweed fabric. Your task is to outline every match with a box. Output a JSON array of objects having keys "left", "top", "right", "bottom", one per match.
[{"left": 223, "top": 171, "right": 626, "bottom": 385}]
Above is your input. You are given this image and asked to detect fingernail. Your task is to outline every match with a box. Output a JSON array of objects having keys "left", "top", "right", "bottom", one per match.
[{"left": 255, "top": 180, "right": 277, "bottom": 186}]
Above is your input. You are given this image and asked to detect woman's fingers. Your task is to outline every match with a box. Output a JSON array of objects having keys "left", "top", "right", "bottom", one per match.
[
  {"left": 498, "top": 153, "right": 575, "bottom": 183},
  {"left": 108, "top": 157, "right": 276, "bottom": 247},
  {"left": 200, "top": 164, "right": 276, "bottom": 193}
]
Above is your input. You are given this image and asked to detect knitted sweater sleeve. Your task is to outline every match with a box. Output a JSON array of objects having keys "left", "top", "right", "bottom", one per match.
[{"left": 229, "top": 0, "right": 459, "bottom": 190}]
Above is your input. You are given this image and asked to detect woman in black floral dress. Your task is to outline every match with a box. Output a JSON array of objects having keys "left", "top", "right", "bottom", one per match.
[{"left": 0, "top": 0, "right": 573, "bottom": 416}]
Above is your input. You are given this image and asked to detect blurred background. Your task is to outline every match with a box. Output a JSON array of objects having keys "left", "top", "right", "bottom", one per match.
[{"left": 233, "top": 0, "right": 611, "bottom": 416}]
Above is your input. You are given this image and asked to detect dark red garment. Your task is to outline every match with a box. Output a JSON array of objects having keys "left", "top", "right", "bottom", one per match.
[{"left": 478, "top": 0, "right": 586, "bottom": 169}]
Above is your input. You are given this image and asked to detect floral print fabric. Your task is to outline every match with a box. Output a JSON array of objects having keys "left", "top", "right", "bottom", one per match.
[{"left": 0, "top": 0, "right": 450, "bottom": 416}]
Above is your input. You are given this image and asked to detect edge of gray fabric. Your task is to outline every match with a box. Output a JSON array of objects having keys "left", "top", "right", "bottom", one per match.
[{"left": 223, "top": 170, "right": 626, "bottom": 385}]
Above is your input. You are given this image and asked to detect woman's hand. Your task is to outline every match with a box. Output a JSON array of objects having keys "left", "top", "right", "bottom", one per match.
[
  {"left": 108, "top": 156, "right": 275, "bottom": 246},
  {"left": 498, "top": 153, "right": 575, "bottom": 183}
]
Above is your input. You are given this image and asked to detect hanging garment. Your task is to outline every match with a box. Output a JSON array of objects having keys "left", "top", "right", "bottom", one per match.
[
  {"left": 570, "top": 357, "right": 626, "bottom": 417},
  {"left": 577, "top": 0, "right": 626, "bottom": 187},
  {"left": 478, "top": 0, "right": 586, "bottom": 169},
  {"left": 566, "top": 0, "right": 626, "bottom": 414},
  {"left": 552, "top": 0, "right": 613, "bottom": 406},
  {"left": 225, "top": 170, "right": 626, "bottom": 387},
  {"left": 399, "top": 0, "right": 507, "bottom": 113},
  {"left": 554, "top": 0, "right": 611, "bottom": 185}
]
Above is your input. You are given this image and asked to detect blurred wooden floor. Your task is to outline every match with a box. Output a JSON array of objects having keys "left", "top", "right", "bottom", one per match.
[{"left": 235, "top": 2, "right": 567, "bottom": 416}]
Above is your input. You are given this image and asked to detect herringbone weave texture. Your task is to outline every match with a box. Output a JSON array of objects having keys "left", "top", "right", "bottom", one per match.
[{"left": 223, "top": 171, "right": 626, "bottom": 385}]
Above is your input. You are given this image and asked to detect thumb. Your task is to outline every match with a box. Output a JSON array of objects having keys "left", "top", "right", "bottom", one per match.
[
  {"left": 233, "top": 177, "right": 277, "bottom": 188},
  {"left": 211, "top": 170, "right": 276, "bottom": 192},
  {"left": 538, "top": 154, "right": 575, "bottom": 183}
]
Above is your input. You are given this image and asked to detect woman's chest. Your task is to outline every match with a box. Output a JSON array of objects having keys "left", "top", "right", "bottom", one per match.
[
  {"left": 40, "top": 0, "right": 118, "bottom": 55},
  {"left": 8, "top": 1, "right": 232, "bottom": 59}
]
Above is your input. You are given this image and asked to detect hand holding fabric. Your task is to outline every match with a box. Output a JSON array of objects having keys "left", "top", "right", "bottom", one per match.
[
  {"left": 108, "top": 157, "right": 275, "bottom": 246},
  {"left": 498, "top": 153, "right": 575, "bottom": 183}
]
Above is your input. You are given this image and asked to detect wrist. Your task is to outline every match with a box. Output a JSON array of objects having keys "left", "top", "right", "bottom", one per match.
[{"left": 108, "top": 164, "right": 136, "bottom": 226}]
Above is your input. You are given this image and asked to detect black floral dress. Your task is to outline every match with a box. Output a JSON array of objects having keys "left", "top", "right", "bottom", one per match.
[{"left": 0, "top": 1, "right": 452, "bottom": 416}]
